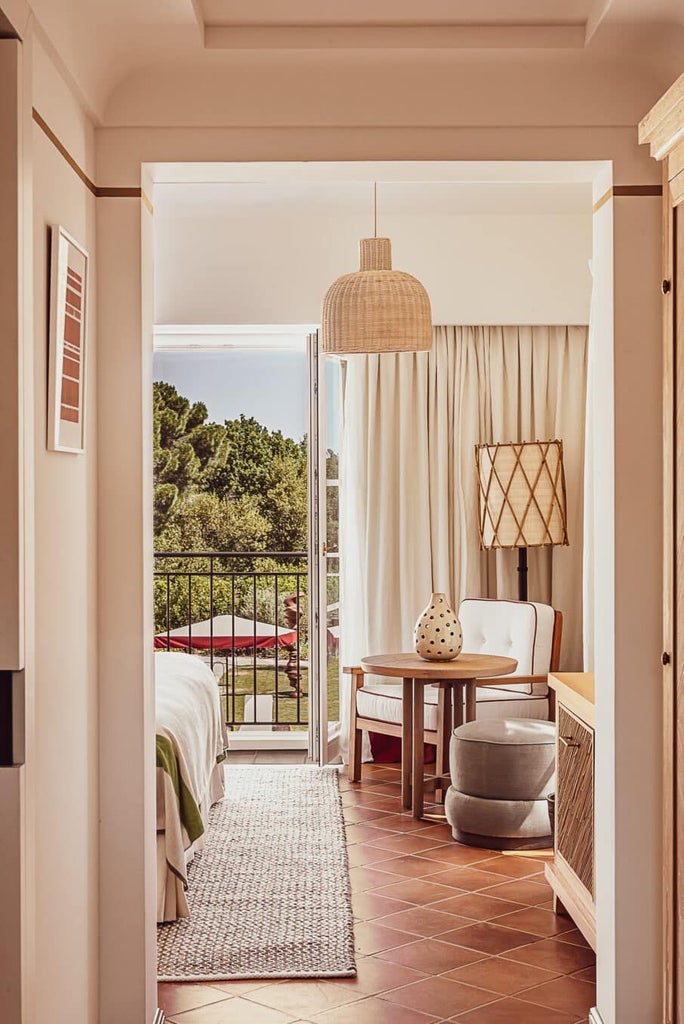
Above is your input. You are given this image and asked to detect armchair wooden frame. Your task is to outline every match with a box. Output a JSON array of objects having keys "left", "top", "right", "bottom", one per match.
[{"left": 346, "top": 609, "right": 562, "bottom": 784}]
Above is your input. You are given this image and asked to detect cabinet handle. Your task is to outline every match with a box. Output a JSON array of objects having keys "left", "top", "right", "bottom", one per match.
[{"left": 560, "top": 735, "right": 581, "bottom": 748}]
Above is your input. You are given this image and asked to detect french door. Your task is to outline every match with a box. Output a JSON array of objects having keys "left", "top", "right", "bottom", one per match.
[{"left": 307, "top": 330, "right": 341, "bottom": 764}]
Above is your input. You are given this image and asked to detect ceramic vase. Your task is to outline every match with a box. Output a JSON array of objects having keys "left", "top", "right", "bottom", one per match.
[{"left": 413, "top": 593, "right": 463, "bottom": 661}]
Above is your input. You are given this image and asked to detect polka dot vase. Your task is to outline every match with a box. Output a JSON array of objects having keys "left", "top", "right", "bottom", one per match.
[{"left": 413, "top": 593, "right": 463, "bottom": 661}]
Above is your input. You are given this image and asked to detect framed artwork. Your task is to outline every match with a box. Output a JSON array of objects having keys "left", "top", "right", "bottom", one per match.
[{"left": 48, "top": 225, "right": 88, "bottom": 453}]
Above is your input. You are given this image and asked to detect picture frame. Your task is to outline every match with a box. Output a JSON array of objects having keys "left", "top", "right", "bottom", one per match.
[{"left": 47, "top": 224, "right": 89, "bottom": 453}]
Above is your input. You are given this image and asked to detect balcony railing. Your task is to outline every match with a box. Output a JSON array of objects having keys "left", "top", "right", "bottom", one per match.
[{"left": 154, "top": 551, "right": 310, "bottom": 731}]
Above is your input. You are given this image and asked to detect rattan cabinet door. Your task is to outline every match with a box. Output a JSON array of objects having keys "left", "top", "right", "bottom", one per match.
[{"left": 556, "top": 705, "right": 594, "bottom": 896}]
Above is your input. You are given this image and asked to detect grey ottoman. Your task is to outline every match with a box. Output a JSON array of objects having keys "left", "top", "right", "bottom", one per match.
[{"left": 445, "top": 718, "right": 556, "bottom": 851}]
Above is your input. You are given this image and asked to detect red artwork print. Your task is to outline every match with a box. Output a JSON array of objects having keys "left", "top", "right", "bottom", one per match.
[{"left": 60, "top": 266, "right": 83, "bottom": 424}]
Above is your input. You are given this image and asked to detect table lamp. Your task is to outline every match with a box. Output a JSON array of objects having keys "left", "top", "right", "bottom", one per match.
[{"left": 475, "top": 439, "right": 569, "bottom": 601}]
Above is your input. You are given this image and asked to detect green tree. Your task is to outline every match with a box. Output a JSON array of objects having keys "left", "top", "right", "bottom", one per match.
[
  {"left": 205, "top": 415, "right": 306, "bottom": 503},
  {"left": 156, "top": 492, "right": 270, "bottom": 553},
  {"left": 157, "top": 440, "right": 201, "bottom": 493},
  {"left": 261, "top": 456, "right": 308, "bottom": 552},
  {"left": 154, "top": 483, "right": 179, "bottom": 535},
  {"left": 153, "top": 381, "right": 332, "bottom": 558}
]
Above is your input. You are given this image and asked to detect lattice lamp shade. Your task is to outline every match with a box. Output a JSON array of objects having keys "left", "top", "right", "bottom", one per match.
[
  {"left": 321, "top": 237, "right": 432, "bottom": 354},
  {"left": 476, "top": 440, "right": 569, "bottom": 550}
]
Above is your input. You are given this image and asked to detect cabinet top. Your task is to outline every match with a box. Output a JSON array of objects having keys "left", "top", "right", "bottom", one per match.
[
  {"left": 639, "top": 72, "right": 684, "bottom": 159},
  {"left": 548, "top": 671, "right": 595, "bottom": 710}
]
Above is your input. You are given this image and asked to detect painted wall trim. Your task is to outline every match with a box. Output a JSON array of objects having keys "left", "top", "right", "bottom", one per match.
[
  {"left": 613, "top": 185, "right": 663, "bottom": 197},
  {"left": 589, "top": 1007, "right": 605, "bottom": 1024},
  {"left": 32, "top": 109, "right": 141, "bottom": 198},
  {"left": 593, "top": 184, "right": 663, "bottom": 213}
]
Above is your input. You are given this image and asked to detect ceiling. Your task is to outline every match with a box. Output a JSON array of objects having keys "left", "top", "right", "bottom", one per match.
[
  {"left": 199, "top": 1, "right": 597, "bottom": 27},
  {"left": 12, "top": 0, "right": 684, "bottom": 123},
  {"left": 197, "top": 0, "right": 684, "bottom": 50}
]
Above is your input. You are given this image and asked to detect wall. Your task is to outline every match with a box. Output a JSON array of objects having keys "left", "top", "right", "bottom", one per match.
[
  {"left": 589, "top": 176, "right": 617, "bottom": 1024},
  {"left": 154, "top": 184, "right": 593, "bottom": 326},
  {"left": 104, "top": 48, "right": 668, "bottom": 131},
  {"left": 587, "top": 182, "right": 663, "bottom": 1024},
  {"left": 29, "top": 32, "right": 99, "bottom": 1024},
  {"left": 610, "top": 191, "right": 662, "bottom": 1022},
  {"left": 97, "top": 179, "right": 158, "bottom": 1024}
]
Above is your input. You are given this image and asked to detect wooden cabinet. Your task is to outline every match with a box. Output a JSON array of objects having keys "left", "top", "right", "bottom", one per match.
[{"left": 545, "top": 671, "right": 596, "bottom": 951}]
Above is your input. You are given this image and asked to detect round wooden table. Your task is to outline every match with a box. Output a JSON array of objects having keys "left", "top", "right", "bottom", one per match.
[{"left": 361, "top": 652, "right": 518, "bottom": 819}]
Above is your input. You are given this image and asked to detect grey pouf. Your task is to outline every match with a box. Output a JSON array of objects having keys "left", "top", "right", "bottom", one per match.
[{"left": 445, "top": 718, "right": 556, "bottom": 851}]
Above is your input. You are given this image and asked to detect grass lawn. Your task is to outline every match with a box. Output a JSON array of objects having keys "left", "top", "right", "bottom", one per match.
[{"left": 219, "top": 655, "right": 340, "bottom": 731}]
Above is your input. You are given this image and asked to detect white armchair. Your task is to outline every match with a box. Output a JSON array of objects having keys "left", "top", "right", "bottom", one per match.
[{"left": 346, "top": 598, "right": 562, "bottom": 783}]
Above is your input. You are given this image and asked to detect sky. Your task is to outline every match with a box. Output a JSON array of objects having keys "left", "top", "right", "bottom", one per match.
[{"left": 153, "top": 350, "right": 339, "bottom": 447}]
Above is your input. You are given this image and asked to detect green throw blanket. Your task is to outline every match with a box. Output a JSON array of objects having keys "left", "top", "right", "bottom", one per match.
[{"left": 156, "top": 734, "right": 205, "bottom": 845}]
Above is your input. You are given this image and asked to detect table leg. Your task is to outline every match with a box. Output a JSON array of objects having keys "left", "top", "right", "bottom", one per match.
[
  {"left": 412, "top": 679, "right": 425, "bottom": 819},
  {"left": 465, "top": 680, "right": 477, "bottom": 722},
  {"left": 453, "top": 681, "right": 465, "bottom": 728},
  {"left": 436, "top": 684, "right": 452, "bottom": 804},
  {"left": 401, "top": 677, "right": 413, "bottom": 810}
]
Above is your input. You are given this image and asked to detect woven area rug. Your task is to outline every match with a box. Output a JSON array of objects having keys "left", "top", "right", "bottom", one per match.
[{"left": 157, "top": 765, "right": 356, "bottom": 982}]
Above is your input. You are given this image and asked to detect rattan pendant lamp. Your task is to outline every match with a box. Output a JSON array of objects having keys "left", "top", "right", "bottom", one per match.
[{"left": 321, "top": 183, "right": 432, "bottom": 353}]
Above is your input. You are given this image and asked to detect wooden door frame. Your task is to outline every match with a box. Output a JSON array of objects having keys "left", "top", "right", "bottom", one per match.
[{"left": 640, "top": 73, "right": 684, "bottom": 1024}]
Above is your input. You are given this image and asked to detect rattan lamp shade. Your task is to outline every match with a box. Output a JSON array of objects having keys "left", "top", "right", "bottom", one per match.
[
  {"left": 321, "top": 237, "right": 432, "bottom": 354},
  {"left": 476, "top": 440, "right": 569, "bottom": 550}
]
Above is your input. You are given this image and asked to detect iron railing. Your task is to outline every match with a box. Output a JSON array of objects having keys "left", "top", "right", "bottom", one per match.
[{"left": 153, "top": 551, "right": 309, "bottom": 730}]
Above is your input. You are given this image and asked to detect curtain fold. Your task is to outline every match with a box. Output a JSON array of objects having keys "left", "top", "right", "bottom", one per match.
[{"left": 339, "top": 324, "right": 588, "bottom": 757}]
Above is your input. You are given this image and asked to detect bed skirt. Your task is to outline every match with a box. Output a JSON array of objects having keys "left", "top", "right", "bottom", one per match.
[{"left": 157, "top": 760, "right": 225, "bottom": 923}]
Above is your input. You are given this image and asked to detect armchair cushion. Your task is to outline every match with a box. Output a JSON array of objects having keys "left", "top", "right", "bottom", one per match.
[
  {"left": 356, "top": 681, "right": 548, "bottom": 730},
  {"left": 357, "top": 683, "right": 440, "bottom": 731},
  {"left": 458, "top": 598, "right": 555, "bottom": 696}
]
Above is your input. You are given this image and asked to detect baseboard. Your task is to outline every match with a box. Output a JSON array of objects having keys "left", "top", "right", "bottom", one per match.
[
  {"left": 588, "top": 1008, "right": 604, "bottom": 1024},
  {"left": 154, "top": 1009, "right": 165, "bottom": 1024},
  {"left": 227, "top": 732, "right": 308, "bottom": 750}
]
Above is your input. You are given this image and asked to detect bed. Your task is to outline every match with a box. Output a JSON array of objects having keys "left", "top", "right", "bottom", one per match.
[{"left": 155, "top": 651, "right": 227, "bottom": 923}]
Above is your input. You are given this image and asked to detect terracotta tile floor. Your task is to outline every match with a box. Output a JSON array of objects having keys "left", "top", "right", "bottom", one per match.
[{"left": 158, "top": 762, "right": 596, "bottom": 1023}]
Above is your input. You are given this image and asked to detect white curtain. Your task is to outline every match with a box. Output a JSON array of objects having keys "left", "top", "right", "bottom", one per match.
[{"left": 339, "top": 325, "right": 588, "bottom": 755}]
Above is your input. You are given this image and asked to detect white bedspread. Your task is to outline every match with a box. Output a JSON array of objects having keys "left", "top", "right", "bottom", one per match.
[{"left": 155, "top": 652, "right": 227, "bottom": 922}]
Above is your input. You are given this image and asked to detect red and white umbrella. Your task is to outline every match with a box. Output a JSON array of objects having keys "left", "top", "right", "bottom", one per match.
[{"left": 154, "top": 613, "right": 297, "bottom": 652}]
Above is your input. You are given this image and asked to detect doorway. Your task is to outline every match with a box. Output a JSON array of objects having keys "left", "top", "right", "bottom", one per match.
[{"left": 94, "top": 158, "right": 666, "bottom": 1024}]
